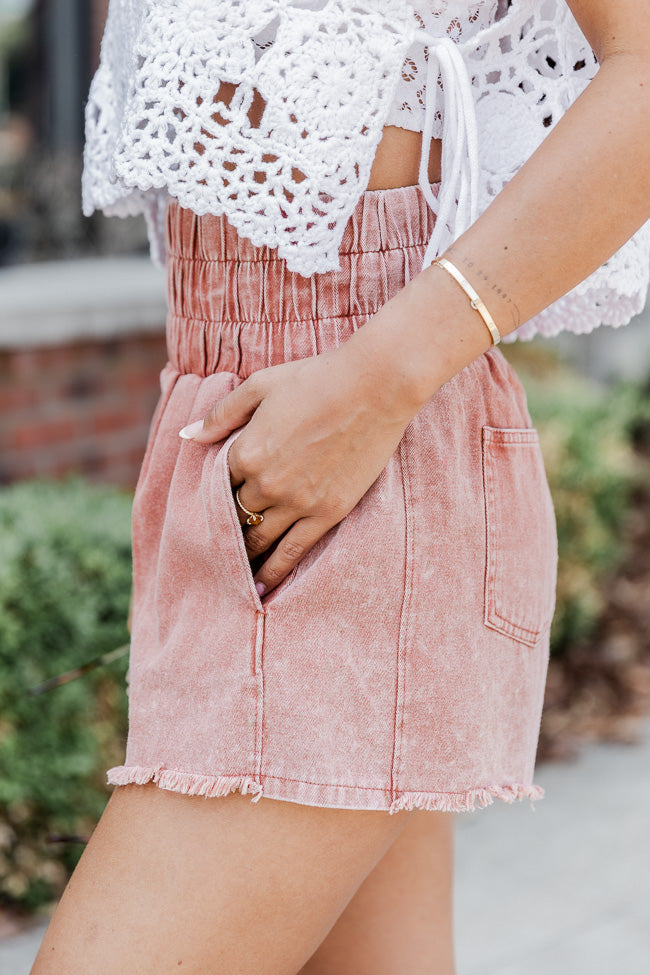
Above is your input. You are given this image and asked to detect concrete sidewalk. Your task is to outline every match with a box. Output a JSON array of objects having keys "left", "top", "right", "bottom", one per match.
[
  {"left": 454, "top": 716, "right": 650, "bottom": 975},
  {"left": 2, "top": 718, "right": 649, "bottom": 975}
]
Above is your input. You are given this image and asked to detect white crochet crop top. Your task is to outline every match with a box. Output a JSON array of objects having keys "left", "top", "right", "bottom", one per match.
[
  {"left": 386, "top": 1, "right": 499, "bottom": 136},
  {"left": 82, "top": 0, "right": 650, "bottom": 342}
]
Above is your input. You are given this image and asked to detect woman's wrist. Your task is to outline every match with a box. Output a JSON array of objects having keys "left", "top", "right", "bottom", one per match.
[{"left": 347, "top": 261, "right": 496, "bottom": 415}]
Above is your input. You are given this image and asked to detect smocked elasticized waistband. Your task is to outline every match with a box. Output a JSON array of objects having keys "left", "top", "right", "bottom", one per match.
[{"left": 165, "top": 182, "right": 441, "bottom": 376}]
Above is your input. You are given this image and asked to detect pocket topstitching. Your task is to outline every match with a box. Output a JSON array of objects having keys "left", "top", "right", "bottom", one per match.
[
  {"left": 200, "top": 431, "right": 266, "bottom": 613},
  {"left": 482, "top": 425, "right": 558, "bottom": 647},
  {"left": 200, "top": 431, "right": 302, "bottom": 613}
]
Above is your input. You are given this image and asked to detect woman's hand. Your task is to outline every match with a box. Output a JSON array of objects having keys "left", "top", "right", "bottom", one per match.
[
  {"left": 176, "top": 262, "right": 497, "bottom": 597},
  {"left": 178, "top": 336, "right": 423, "bottom": 596}
]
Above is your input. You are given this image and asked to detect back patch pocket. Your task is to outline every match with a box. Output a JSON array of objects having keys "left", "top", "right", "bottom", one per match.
[{"left": 482, "top": 426, "right": 558, "bottom": 647}]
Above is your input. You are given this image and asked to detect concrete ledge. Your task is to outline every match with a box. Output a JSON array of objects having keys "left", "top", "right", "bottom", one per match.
[{"left": 0, "top": 257, "right": 167, "bottom": 348}]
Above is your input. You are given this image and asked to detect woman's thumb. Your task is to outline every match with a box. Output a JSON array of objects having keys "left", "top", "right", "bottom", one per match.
[{"left": 179, "top": 376, "right": 263, "bottom": 443}]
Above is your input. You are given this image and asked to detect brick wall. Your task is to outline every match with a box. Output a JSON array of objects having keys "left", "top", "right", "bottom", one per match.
[
  {"left": 1, "top": 333, "right": 167, "bottom": 487},
  {"left": 0, "top": 256, "right": 168, "bottom": 489}
]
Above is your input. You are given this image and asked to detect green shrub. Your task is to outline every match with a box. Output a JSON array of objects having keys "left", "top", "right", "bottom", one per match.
[{"left": 0, "top": 478, "right": 132, "bottom": 911}]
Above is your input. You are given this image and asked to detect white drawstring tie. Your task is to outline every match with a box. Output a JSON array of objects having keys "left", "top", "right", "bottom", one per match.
[{"left": 415, "top": 33, "right": 480, "bottom": 269}]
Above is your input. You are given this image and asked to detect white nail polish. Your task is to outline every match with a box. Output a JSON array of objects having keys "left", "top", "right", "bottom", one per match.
[{"left": 179, "top": 419, "right": 204, "bottom": 439}]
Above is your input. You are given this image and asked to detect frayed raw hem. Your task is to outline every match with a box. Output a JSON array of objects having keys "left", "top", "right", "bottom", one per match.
[
  {"left": 106, "top": 766, "right": 544, "bottom": 813},
  {"left": 106, "top": 765, "right": 264, "bottom": 803},
  {"left": 388, "top": 783, "right": 545, "bottom": 814}
]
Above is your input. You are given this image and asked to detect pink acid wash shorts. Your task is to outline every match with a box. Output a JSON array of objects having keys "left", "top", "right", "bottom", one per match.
[{"left": 107, "top": 183, "right": 558, "bottom": 813}]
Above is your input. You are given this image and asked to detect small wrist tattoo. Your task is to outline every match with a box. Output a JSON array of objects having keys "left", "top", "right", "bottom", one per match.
[{"left": 447, "top": 252, "right": 521, "bottom": 330}]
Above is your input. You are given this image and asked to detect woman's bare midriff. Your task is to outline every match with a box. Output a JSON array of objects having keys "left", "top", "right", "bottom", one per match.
[{"left": 367, "top": 125, "right": 443, "bottom": 190}]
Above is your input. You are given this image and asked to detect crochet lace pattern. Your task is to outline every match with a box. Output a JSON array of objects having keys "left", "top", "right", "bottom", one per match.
[
  {"left": 82, "top": 0, "right": 650, "bottom": 340},
  {"left": 385, "top": 1, "right": 498, "bottom": 137}
]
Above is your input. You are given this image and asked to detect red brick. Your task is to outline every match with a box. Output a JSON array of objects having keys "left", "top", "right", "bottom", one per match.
[
  {"left": 0, "top": 385, "right": 39, "bottom": 411},
  {"left": 1, "top": 332, "right": 166, "bottom": 486},
  {"left": 10, "top": 418, "right": 80, "bottom": 450}
]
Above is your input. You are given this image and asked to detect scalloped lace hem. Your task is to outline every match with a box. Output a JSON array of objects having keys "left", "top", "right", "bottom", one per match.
[{"left": 106, "top": 765, "right": 545, "bottom": 813}]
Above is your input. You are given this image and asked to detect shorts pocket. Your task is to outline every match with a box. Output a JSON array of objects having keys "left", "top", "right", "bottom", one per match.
[
  {"left": 201, "top": 431, "right": 300, "bottom": 613},
  {"left": 147, "top": 374, "right": 264, "bottom": 654},
  {"left": 482, "top": 425, "right": 558, "bottom": 647},
  {"left": 201, "top": 431, "right": 265, "bottom": 614}
]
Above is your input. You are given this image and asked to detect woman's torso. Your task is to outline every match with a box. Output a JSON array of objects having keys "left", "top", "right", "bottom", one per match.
[
  {"left": 83, "top": 0, "right": 650, "bottom": 337},
  {"left": 368, "top": 125, "right": 442, "bottom": 190},
  {"left": 249, "top": 1, "right": 501, "bottom": 190}
]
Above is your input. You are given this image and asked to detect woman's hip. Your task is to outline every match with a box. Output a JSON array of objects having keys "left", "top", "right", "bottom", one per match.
[{"left": 156, "top": 186, "right": 553, "bottom": 630}]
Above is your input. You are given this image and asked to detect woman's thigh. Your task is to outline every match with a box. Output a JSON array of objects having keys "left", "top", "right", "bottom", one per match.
[
  {"left": 299, "top": 809, "right": 456, "bottom": 975},
  {"left": 31, "top": 783, "right": 413, "bottom": 975}
]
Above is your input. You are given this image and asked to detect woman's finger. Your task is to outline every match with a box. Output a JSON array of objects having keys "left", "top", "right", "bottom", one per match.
[
  {"left": 241, "top": 508, "right": 296, "bottom": 561},
  {"left": 179, "top": 374, "right": 265, "bottom": 444},
  {"left": 253, "top": 517, "right": 331, "bottom": 596},
  {"left": 232, "top": 484, "right": 266, "bottom": 528}
]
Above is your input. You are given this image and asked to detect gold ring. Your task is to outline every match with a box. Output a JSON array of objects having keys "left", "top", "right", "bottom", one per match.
[{"left": 235, "top": 489, "right": 264, "bottom": 526}]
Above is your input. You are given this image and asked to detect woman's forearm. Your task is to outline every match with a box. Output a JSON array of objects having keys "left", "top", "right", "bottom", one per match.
[
  {"left": 447, "top": 52, "right": 650, "bottom": 331},
  {"left": 350, "top": 50, "right": 650, "bottom": 412}
]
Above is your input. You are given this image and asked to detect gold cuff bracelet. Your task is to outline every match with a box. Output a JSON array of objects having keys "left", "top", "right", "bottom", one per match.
[{"left": 433, "top": 257, "right": 502, "bottom": 346}]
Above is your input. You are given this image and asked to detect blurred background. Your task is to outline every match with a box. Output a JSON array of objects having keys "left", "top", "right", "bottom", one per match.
[
  {"left": 0, "top": 0, "right": 148, "bottom": 264},
  {"left": 0, "top": 2, "right": 649, "bottom": 973}
]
